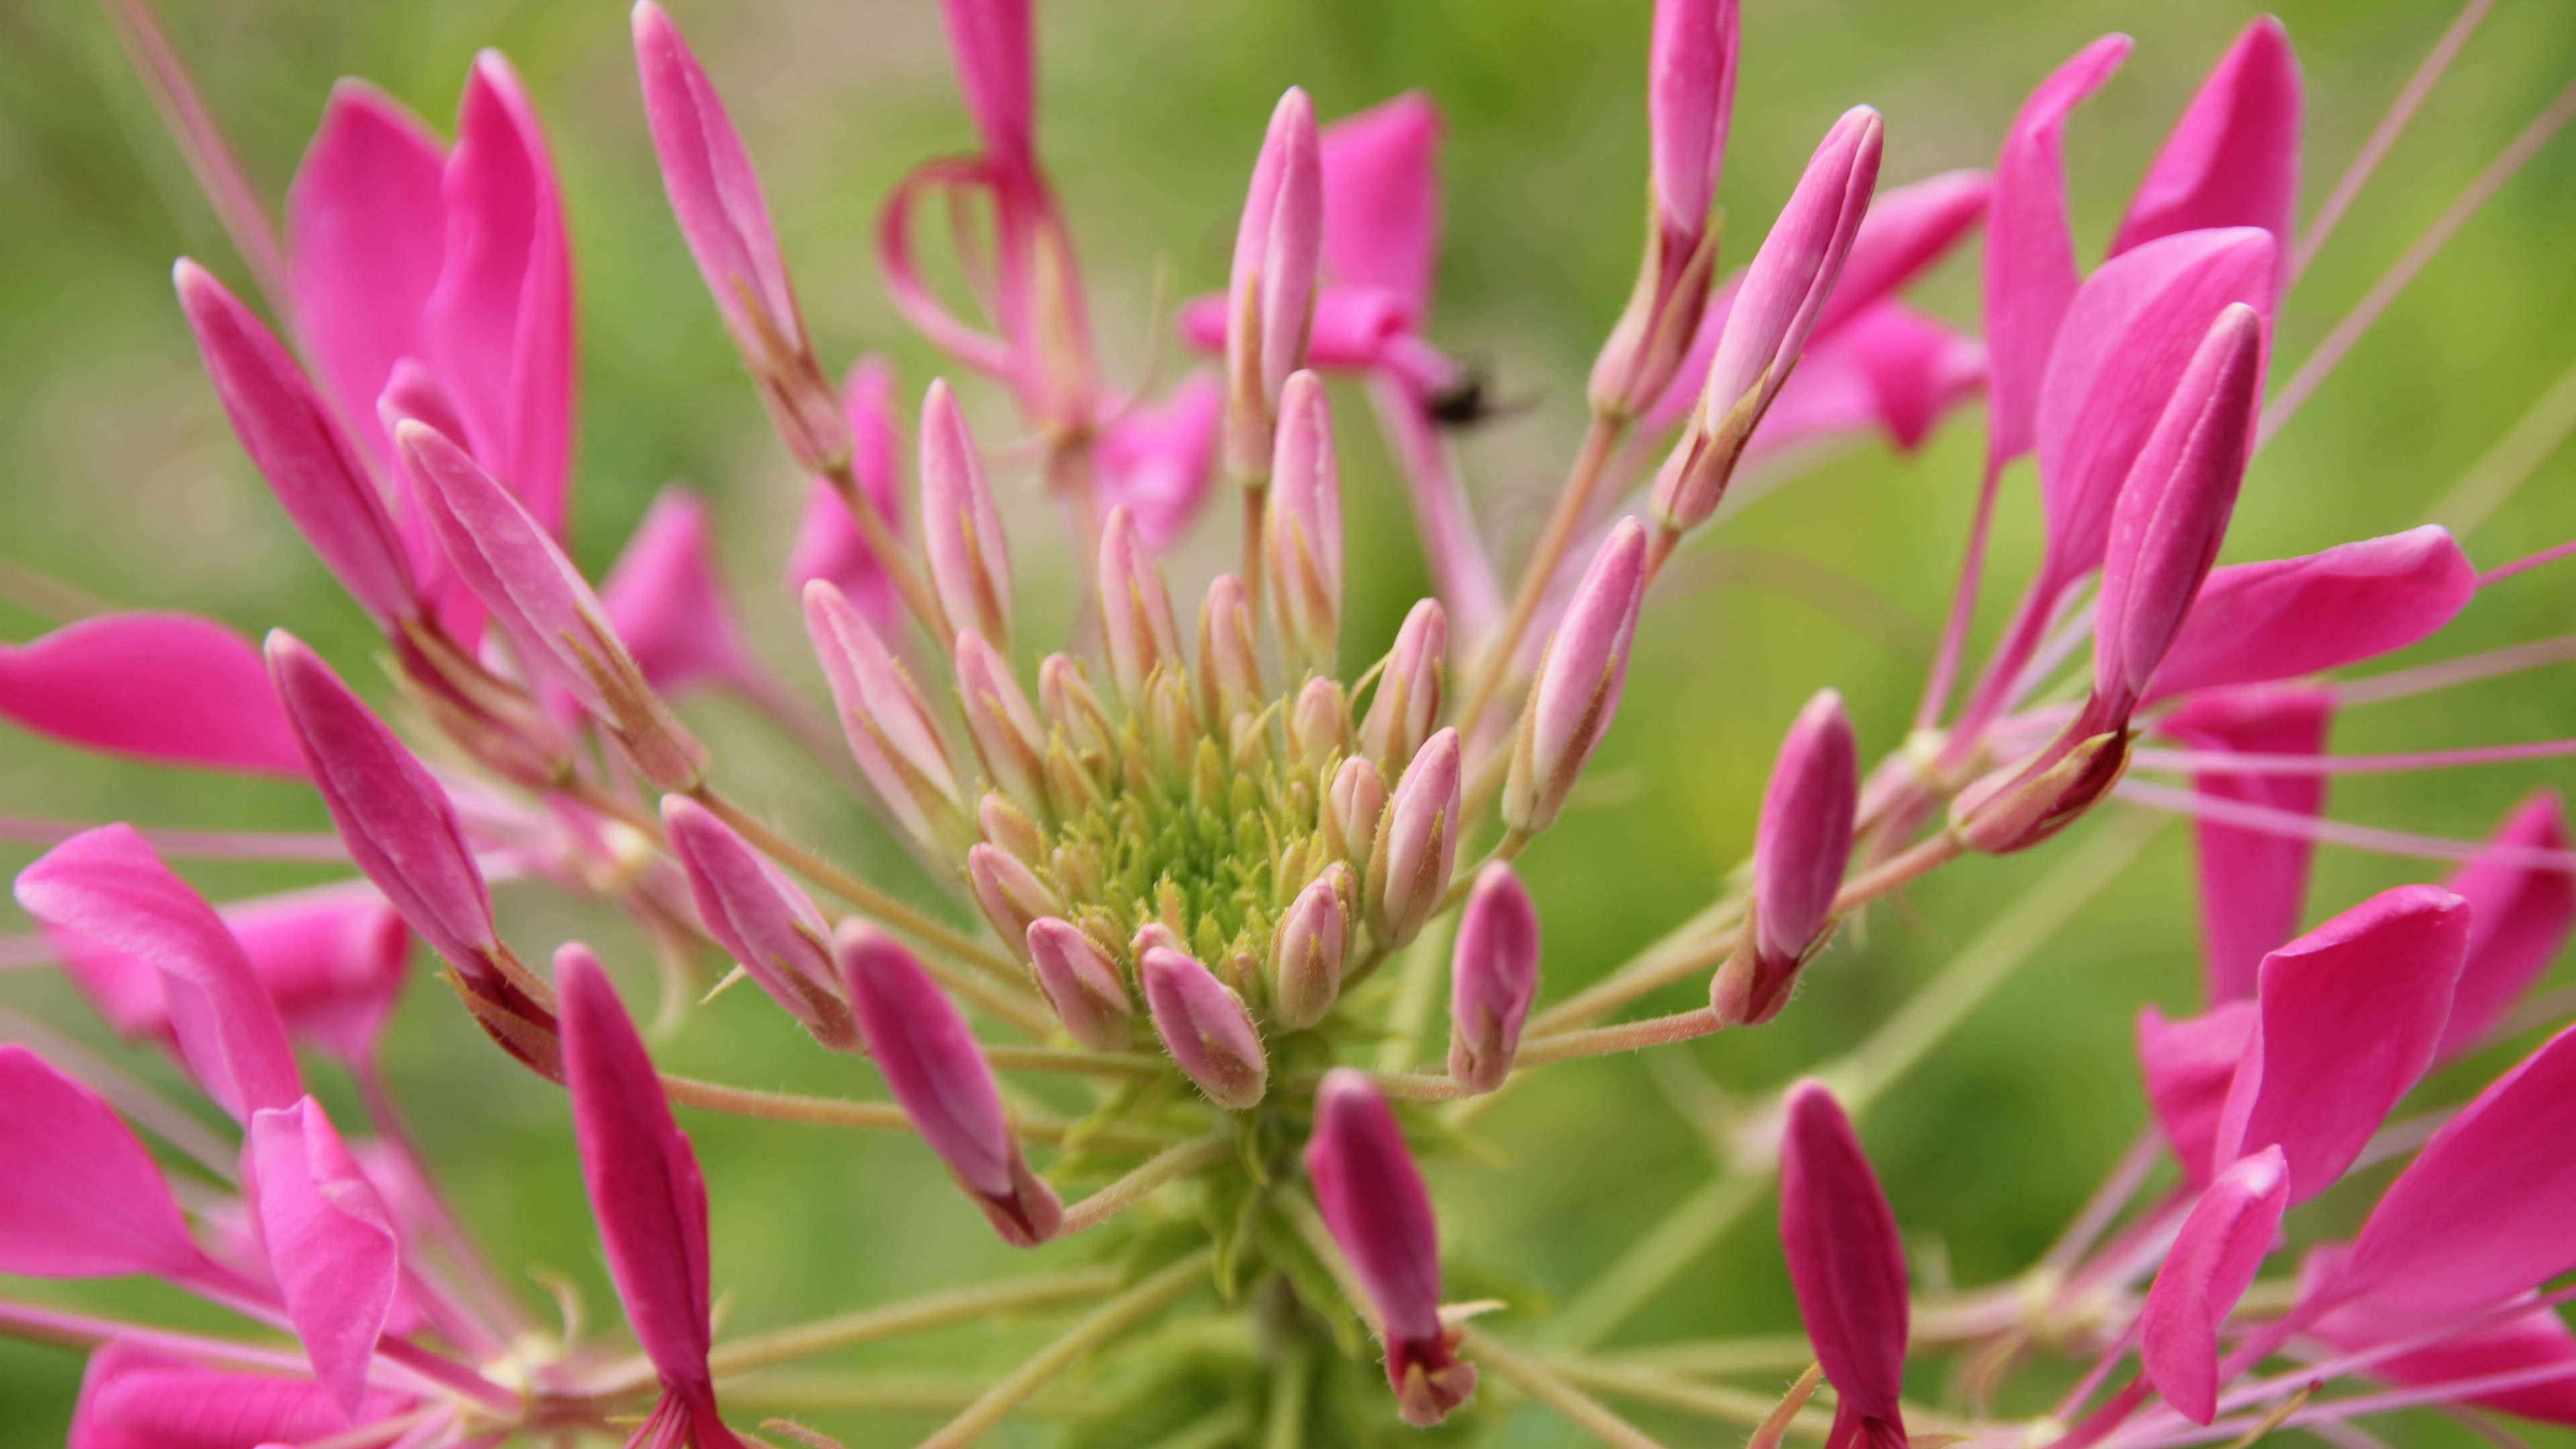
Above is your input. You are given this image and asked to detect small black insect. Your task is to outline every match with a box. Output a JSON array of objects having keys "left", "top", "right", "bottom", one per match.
[{"left": 1425, "top": 358, "right": 1542, "bottom": 429}]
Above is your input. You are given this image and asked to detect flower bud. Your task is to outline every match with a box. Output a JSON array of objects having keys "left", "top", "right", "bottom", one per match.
[
  {"left": 1326, "top": 755, "right": 1390, "bottom": 879},
  {"left": 1224, "top": 88, "right": 1323, "bottom": 478},
  {"left": 1026, "top": 916, "right": 1134, "bottom": 1051},
  {"left": 1097, "top": 506, "right": 1181, "bottom": 704},
  {"left": 1369, "top": 728, "right": 1462, "bottom": 950},
  {"left": 1287, "top": 676, "right": 1353, "bottom": 778},
  {"left": 838, "top": 922, "right": 1061, "bottom": 1245},
  {"left": 1038, "top": 652, "right": 1116, "bottom": 758},
  {"left": 1951, "top": 731, "right": 2132, "bottom": 855},
  {"left": 1647, "top": 0, "right": 1741, "bottom": 248},
  {"left": 955, "top": 631, "right": 1049, "bottom": 821},
  {"left": 1505, "top": 520, "right": 1648, "bottom": 837},
  {"left": 1140, "top": 944, "right": 1268, "bottom": 1110},
  {"left": 1714, "top": 690, "right": 1858, "bottom": 1027},
  {"left": 803, "top": 581, "right": 975, "bottom": 857},
  {"left": 1142, "top": 668, "right": 1205, "bottom": 768},
  {"left": 1449, "top": 865, "right": 1540, "bottom": 1093},
  {"left": 1265, "top": 370, "right": 1343, "bottom": 675},
  {"left": 979, "top": 791, "right": 1044, "bottom": 865},
  {"left": 968, "top": 843, "right": 1060, "bottom": 964},
  {"left": 920, "top": 379, "right": 1014, "bottom": 649},
  {"left": 1778, "top": 1081, "right": 1910, "bottom": 1449},
  {"left": 1360, "top": 599, "right": 1446, "bottom": 777},
  {"left": 1272, "top": 864, "right": 1352, "bottom": 1030},
  {"left": 1197, "top": 573, "right": 1264, "bottom": 728},
  {"left": 661, "top": 795, "right": 855, "bottom": 1051}
]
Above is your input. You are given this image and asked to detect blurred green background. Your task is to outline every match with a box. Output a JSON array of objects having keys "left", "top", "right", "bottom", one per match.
[{"left": 4, "top": 0, "right": 2575, "bottom": 1443}]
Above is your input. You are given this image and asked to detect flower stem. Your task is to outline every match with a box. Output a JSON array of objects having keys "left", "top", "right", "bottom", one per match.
[
  {"left": 696, "top": 1270, "right": 1122, "bottom": 1384},
  {"left": 1461, "top": 1327, "right": 1676, "bottom": 1449},
  {"left": 915, "top": 1250, "right": 1213, "bottom": 1449},
  {"left": 1541, "top": 1353, "right": 1829, "bottom": 1436},
  {"left": 1525, "top": 896, "right": 1746, "bottom": 1036},
  {"left": 1456, "top": 412, "right": 1627, "bottom": 740},
  {"left": 983, "top": 1044, "right": 1166, "bottom": 1079},
  {"left": 1059, "top": 1134, "right": 1232, "bottom": 1236}
]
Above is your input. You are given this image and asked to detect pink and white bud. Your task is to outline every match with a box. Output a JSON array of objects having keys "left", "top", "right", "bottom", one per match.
[
  {"left": 1287, "top": 677, "right": 1354, "bottom": 778},
  {"left": 1140, "top": 943, "right": 1268, "bottom": 1109},
  {"left": 1360, "top": 599, "right": 1446, "bottom": 777},
  {"left": 1505, "top": 520, "right": 1648, "bottom": 837},
  {"left": 920, "top": 380, "right": 1014, "bottom": 649},
  {"left": 1224, "top": 88, "right": 1324, "bottom": 478},
  {"left": 1272, "top": 865, "right": 1352, "bottom": 1030},
  {"left": 1449, "top": 865, "right": 1540, "bottom": 1093},
  {"left": 1197, "top": 574, "right": 1265, "bottom": 729},
  {"left": 1097, "top": 506, "right": 1182, "bottom": 704},
  {"left": 1025, "top": 916, "right": 1134, "bottom": 1051},
  {"left": 1369, "top": 728, "right": 1462, "bottom": 950},
  {"left": 803, "top": 581, "right": 976, "bottom": 857},
  {"left": 954, "top": 631, "right": 1049, "bottom": 821},
  {"left": 979, "top": 791, "right": 1044, "bottom": 863},
  {"left": 1646, "top": 0, "right": 1741, "bottom": 245},
  {"left": 1038, "top": 651, "right": 1116, "bottom": 757},
  {"left": 1328, "top": 755, "right": 1390, "bottom": 877},
  {"left": 1778, "top": 1081, "right": 1910, "bottom": 1449},
  {"left": 174, "top": 260, "right": 419, "bottom": 625},
  {"left": 1305, "top": 1069, "right": 1478, "bottom": 1426},
  {"left": 1265, "top": 370, "right": 1344, "bottom": 675},
  {"left": 838, "top": 922, "right": 1061, "bottom": 1245},
  {"left": 2092, "top": 303, "right": 2264, "bottom": 721},
  {"left": 660, "top": 795, "right": 854, "bottom": 1051},
  {"left": 1714, "top": 690, "right": 1858, "bottom": 1026},
  {"left": 1654, "top": 107, "right": 1882, "bottom": 534},
  {"left": 967, "top": 843, "right": 1061, "bottom": 965}
]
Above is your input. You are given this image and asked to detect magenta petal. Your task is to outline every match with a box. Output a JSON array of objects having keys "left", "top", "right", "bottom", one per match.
[
  {"left": 0, "top": 612, "right": 306, "bottom": 777},
  {"left": 787, "top": 358, "right": 908, "bottom": 633},
  {"left": 1750, "top": 303, "right": 1986, "bottom": 457},
  {"left": 2110, "top": 17, "right": 2301, "bottom": 288},
  {"left": 16, "top": 825, "right": 303, "bottom": 1124},
  {"left": 286, "top": 80, "right": 447, "bottom": 466},
  {"left": 602, "top": 486, "right": 761, "bottom": 698},
  {"left": 223, "top": 897, "right": 410, "bottom": 1066},
  {"left": 2137, "top": 999, "right": 2257, "bottom": 1187},
  {"left": 70, "top": 1342, "right": 392, "bottom": 1449},
  {"left": 247, "top": 1098, "right": 398, "bottom": 1417},
  {"left": 1813, "top": 168, "right": 1990, "bottom": 338},
  {"left": 1984, "top": 34, "right": 2131, "bottom": 464},
  {"left": 2312, "top": 1287, "right": 2576, "bottom": 1426},
  {"left": 1778, "top": 1081, "right": 1910, "bottom": 1446},
  {"left": 559, "top": 945, "right": 715, "bottom": 1389},
  {"left": 2438, "top": 791, "right": 2576, "bottom": 1061},
  {"left": 2140, "top": 1146, "right": 2290, "bottom": 1425},
  {"left": 1096, "top": 373, "right": 1222, "bottom": 549},
  {"left": 0, "top": 1046, "right": 207, "bottom": 1282},
  {"left": 2160, "top": 685, "right": 2335, "bottom": 1002},
  {"left": 1320, "top": 92, "right": 1444, "bottom": 313},
  {"left": 2213, "top": 885, "right": 2469, "bottom": 1203},
  {"left": 634, "top": 1, "right": 802, "bottom": 357},
  {"left": 2148, "top": 525, "right": 2477, "bottom": 700},
  {"left": 938, "top": 0, "right": 1034, "bottom": 173},
  {"left": 1752, "top": 690, "right": 1859, "bottom": 965}
]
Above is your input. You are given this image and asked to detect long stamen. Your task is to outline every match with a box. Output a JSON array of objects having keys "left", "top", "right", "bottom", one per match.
[
  {"left": 101, "top": 0, "right": 290, "bottom": 313},
  {"left": 0, "top": 816, "right": 346, "bottom": 861},
  {"left": 2427, "top": 353, "right": 2576, "bottom": 535},
  {"left": 2334, "top": 631, "right": 2576, "bottom": 705},
  {"left": 2131, "top": 738, "right": 2576, "bottom": 775},
  {"left": 2292, "top": 0, "right": 2495, "bottom": 278},
  {"left": 2115, "top": 779, "right": 2576, "bottom": 869}
]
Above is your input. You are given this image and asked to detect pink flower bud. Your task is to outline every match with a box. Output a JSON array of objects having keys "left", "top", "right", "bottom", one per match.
[
  {"left": 1287, "top": 677, "right": 1354, "bottom": 779},
  {"left": 920, "top": 379, "right": 1014, "bottom": 648},
  {"left": 1140, "top": 944, "right": 1267, "bottom": 1110},
  {"left": 174, "top": 260, "right": 419, "bottom": 625},
  {"left": 399, "top": 421, "right": 707, "bottom": 790},
  {"left": 1449, "top": 865, "right": 1540, "bottom": 1093},
  {"left": 1949, "top": 729, "right": 2131, "bottom": 856},
  {"left": 1654, "top": 107, "right": 1882, "bottom": 534},
  {"left": 2092, "top": 303, "right": 2264, "bottom": 720},
  {"left": 1505, "top": 520, "right": 1647, "bottom": 837},
  {"left": 1360, "top": 600, "right": 1446, "bottom": 777},
  {"left": 1368, "top": 728, "right": 1462, "bottom": 950},
  {"left": 979, "top": 791, "right": 1044, "bottom": 863},
  {"left": 788, "top": 357, "right": 907, "bottom": 633},
  {"left": 1197, "top": 574, "right": 1264, "bottom": 729},
  {"left": 1096, "top": 507, "right": 1182, "bottom": 705},
  {"left": 837, "top": 922, "right": 1061, "bottom": 1245},
  {"left": 1647, "top": 0, "right": 1740, "bottom": 243},
  {"left": 1272, "top": 865, "right": 1352, "bottom": 1030},
  {"left": 803, "top": 581, "right": 975, "bottom": 857},
  {"left": 660, "top": 795, "right": 855, "bottom": 1052},
  {"left": 968, "top": 843, "right": 1061, "bottom": 964},
  {"left": 1327, "top": 755, "right": 1390, "bottom": 878},
  {"left": 1305, "top": 1068, "right": 1477, "bottom": 1426},
  {"left": 600, "top": 486, "right": 761, "bottom": 699},
  {"left": 1714, "top": 690, "right": 1858, "bottom": 1027},
  {"left": 1265, "top": 370, "right": 1343, "bottom": 674},
  {"left": 1778, "top": 1081, "right": 1909, "bottom": 1449},
  {"left": 954, "top": 631, "right": 1049, "bottom": 821},
  {"left": 1038, "top": 651, "right": 1116, "bottom": 757},
  {"left": 1025, "top": 917, "right": 1133, "bottom": 1051},
  {"left": 1224, "top": 88, "right": 1323, "bottom": 478}
]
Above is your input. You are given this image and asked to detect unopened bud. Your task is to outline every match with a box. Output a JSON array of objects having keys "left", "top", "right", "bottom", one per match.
[
  {"left": 1097, "top": 507, "right": 1181, "bottom": 704},
  {"left": 1038, "top": 652, "right": 1115, "bottom": 758},
  {"left": 1713, "top": 690, "right": 1857, "bottom": 1026},
  {"left": 804, "top": 580, "right": 974, "bottom": 857},
  {"left": 1140, "top": 945, "right": 1269, "bottom": 1109},
  {"left": 1025, "top": 916, "right": 1134, "bottom": 1051},
  {"left": 1450, "top": 864, "right": 1541, "bottom": 1092},
  {"left": 920, "top": 380, "right": 1014, "bottom": 649},
  {"left": 968, "top": 844, "right": 1060, "bottom": 964},
  {"left": 1370, "top": 728, "right": 1462, "bottom": 949},
  {"left": 1142, "top": 668, "right": 1204, "bottom": 767},
  {"left": 1286, "top": 676, "right": 1352, "bottom": 779},
  {"left": 1588, "top": 204, "right": 1721, "bottom": 422},
  {"left": 1197, "top": 573, "right": 1264, "bottom": 727},
  {"left": 1265, "top": 370, "right": 1343, "bottom": 675},
  {"left": 1326, "top": 756, "right": 1390, "bottom": 878},
  {"left": 979, "top": 792, "right": 1044, "bottom": 865},
  {"left": 1504, "top": 520, "right": 1648, "bottom": 837},
  {"left": 1272, "top": 864, "right": 1352, "bottom": 1029},
  {"left": 955, "top": 631, "right": 1048, "bottom": 820},
  {"left": 1951, "top": 731, "right": 2132, "bottom": 855},
  {"left": 1361, "top": 599, "right": 1446, "bottom": 777},
  {"left": 1224, "top": 88, "right": 1323, "bottom": 478},
  {"left": 662, "top": 796, "right": 854, "bottom": 1051}
]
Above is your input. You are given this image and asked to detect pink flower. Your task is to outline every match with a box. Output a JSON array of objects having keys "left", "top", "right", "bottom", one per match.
[
  {"left": 1778, "top": 1081, "right": 1909, "bottom": 1449},
  {"left": 2147, "top": 525, "right": 2477, "bottom": 701},
  {"left": 1095, "top": 373, "right": 1222, "bottom": 550},
  {"left": 2161, "top": 685, "right": 2335, "bottom": 1000},
  {"left": 2438, "top": 791, "right": 2576, "bottom": 1059},
  {"left": 2110, "top": 17, "right": 2302, "bottom": 292}
]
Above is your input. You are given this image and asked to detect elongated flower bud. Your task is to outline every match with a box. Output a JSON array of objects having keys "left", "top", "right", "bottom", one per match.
[
  {"left": 1647, "top": 0, "right": 1740, "bottom": 246},
  {"left": 1505, "top": 520, "right": 1648, "bottom": 837},
  {"left": 1287, "top": 676, "right": 1354, "bottom": 778},
  {"left": 1779, "top": 1081, "right": 1910, "bottom": 1449},
  {"left": 1951, "top": 729, "right": 2132, "bottom": 856},
  {"left": 661, "top": 795, "right": 854, "bottom": 1051},
  {"left": 1038, "top": 651, "right": 1115, "bottom": 757},
  {"left": 1361, "top": 599, "right": 1446, "bottom": 777},
  {"left": 1369, "top": 728, "right": 1462, "bottom": 950},
  {"left": 1449, "top": 865, "right": 1540, "bottom": 1093},
  {"left": 1272, "top": 864, "right": 1352, "bottom": 1030},
  {"left": 920, "top": 380, "right": 1012, "bottom": 649},
  {"left": 1654, "top": 107, "right": 1882, "bottom": 535},
  {"left": 175, "top": 260, "right": 419, "bottom": 626},
  {"left": 1140, "top": 943, "right": 1267, "bottom": 1109},
  {"left": 1026, "top": 916, "right": 1133, "bottom": 1051},
  {"left": 400, "top": 421, "right": 706, "bottom": 790},
  {"left": 968, "top": 843, "right": 1061, "bottom": 965},
  {"left": 1327, "top": 755, "right": 1390, "bottom": 879},
  {"left": 979, "top": 791, "right": 1044, "bottom": 863},
  {"left": 954, "top": 631, "right": 1049, "bottom": 821},
  {"left": 1306, "top": 1069, "right": 1478, "bottom": 1426},
  {"left": 1224, "top": 88, "right": 1323, "bottom": 478},
  {"left": 804, "top": 581, "right": 975, "bottom": 857},
  {"left": 837, "top": 922, "right": 1061, "bottom": 1245},
  {"left": 1097, "top": 506, "right": 1181, "bottom": 704},
  {"left": 1197, "top": 573, "right": 1264, "bottom": 729},
  {"left": 1265, "top": 370, "right": 1343, "bottom": 675},
  {"left": 1714, "top": 690, "right": 1858, "bottom": 1026}
]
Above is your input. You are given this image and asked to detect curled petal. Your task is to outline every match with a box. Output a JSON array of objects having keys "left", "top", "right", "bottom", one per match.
[
  {"left": 0, "top": 1046, "right": 211, "bottom": 1283},
  {"left": 2138, "top": 1000, "right": 2257, "bottom": 1187},
  {"left": 247, "top": 1097, "right": 399, "bottom": 1417},
  {"left": 2141, "top": 1146, "right": 2291, "bottom": 1425},
  {"left": 2439, "top": 792, "right": 2576, "bottom": 1061},
  {"left": 1321, "top": 92, "right": 1444, "bottom": 313}
]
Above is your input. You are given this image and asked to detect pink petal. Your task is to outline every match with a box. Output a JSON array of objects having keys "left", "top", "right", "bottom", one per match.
[
  {"left": 1813, "top": 168, "right": 1990, "bottom": 338},
  {"left": 835, "top": 925, "right": 1010, "bottom": 1197},
  {"left": 2312, "top": 1285, "right": 2576, "bottom": 1426},
  {"left": 285, "top": 81, "right": 447, "bottom": 466},
  {"left": 16, "top": 825, "right": 302, "bottom": 1124},
  {"left": 2148, "top": 525, "right": 2477, "bottom": 700},
  {"left": 2137, "top": 999, "right": 2257, "bottom": 1186},
  {"left": 426, "top": 53, "right": 575, "bottom": 537},
  {"left": 0, "top": 1046, "right": 209, "bottom": 1283},
  {"left": 2140, "top": 1146, "right": 2291, "bottom": 1424},
  {"left": 786, "top": 357, "right": 908, "bottom": 633},
  {"left": 0, "top": 612, "right": 305, "bottom": 777},
  {"left": 938, "top": 0, "right": 1034, "bottom": 174},
  {"left": 1778, "top": 1081, "right": 1910, "bottom": 1446},
  {"left": 1646, "top": 0, "right": 1740, "bottom": 239},
  {"left": 2438, "top": 791, "right": 2576, "bottom": 1060},
  {"left": 2110, "top": 18, "right": 2301, "bottom": 292},
  {"left": 601, "top": 486, "right": 760, "bottom": 698},
  {"left": 1320, "top": 92, "right": 1444, "bottom": 313},
  {"left": 246, "top": 1098, "right": 398, "bottom": 1417},
  {"left": 1096, "top": 373, "right": 1221, "bottom": 549},
  {"left": 2159, "top": 685, "right": 2334, "bottom": 1002},
  {"left": 2214, "top": 885, "right": 2468, "bottom": 1203},
  {"left": 225, "top": 897, "right": 409, "bottom": 1067},
  {"left": 70, "top": 1342, "right": 395, "bottom": 1449},
  {"left": 1749, "top": 302, "right": 1986, "bottom": 458},
  {"left": 1984, "top": 34, "right": 2131, "bottom": 465}
]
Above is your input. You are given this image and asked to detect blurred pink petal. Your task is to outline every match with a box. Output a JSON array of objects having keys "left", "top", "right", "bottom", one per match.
[
  {"left": 2438, "top": 791, "right": 2576, "bottom": 1060},
  {"left": 602, "top": 486, "right": 761, "bottom": 698},
  {"left": 69, "top": 1342, "right": 400, "bottom": 1449},
  {"left": 2149, "top": 525, "right": 2477, "bottom": 700},
  {"left": 1779, "top": 1081, "right": 1910, "bottom": 1449},
  {"left": 2310, "top": 1278, "right": 2576, "bottom": 1426},
  {"left": 2139, "top": 999, "right": 2257, "bottom": 1186},
  {"left": 2161, "top": 685, "right": 2334, "bottom": 1001},
  {"left": 2111, "top": 17, "right": 2301, "bottom": 292},
  {"left": 1322, "top": 93, "right": 1444, "bottom": 313},
  {"left": 0, "top": 1046, "right": 211, "bottom": 1283},
  {"left": 1097, "top": 373, "right": 1220, "bottom": 549},
  {"left": 1748, "top": 302, "right": 1986, "bottom": 458},
  {"left": 2141, "top": 1146, "right": 2290, "bottom": 1424},
  {"left": 939, "top": 0, "right": 1034, "bottom": 174},
  {"left": 0, "top": 612, "right": 305, "bottom": 777},
  {"left": 788, "top": 357, "right": 908, "bottom": 633},
  {"left": 1813, "top": 168, "right": 1990, "bottom": 337},
  {"left": 246, "top": 1097, "right": 398, "bottom": 1417}
]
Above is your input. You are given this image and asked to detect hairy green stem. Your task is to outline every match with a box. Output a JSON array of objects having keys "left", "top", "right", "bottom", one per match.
[
  {"left": 916, "top": 1250, "right": 1213, "bottom": 1449},
  {"left": 1462, "top": 1327, "right": 1674, "bottom": 1449}
]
